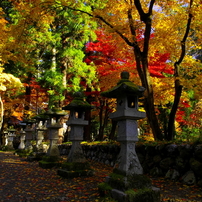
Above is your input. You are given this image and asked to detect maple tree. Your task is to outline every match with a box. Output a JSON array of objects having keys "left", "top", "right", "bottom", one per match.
[
  {"left": 1, "top": 0, "right": 201, "bottom": 141},
  {"left": 61, "top": 0, "right": 202, "bottom": 140},
  {"left": 84, "top": 29, "right": 177, "bottom": 140}
]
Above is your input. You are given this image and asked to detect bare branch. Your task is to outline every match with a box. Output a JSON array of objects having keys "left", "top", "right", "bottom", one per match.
[{"left": 174, "top": 0, "right": 194, "bottom": 76}]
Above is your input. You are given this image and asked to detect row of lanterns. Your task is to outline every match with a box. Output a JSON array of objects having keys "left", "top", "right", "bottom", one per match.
[{"left": 2, "top": 72, "right": 146, "bottom": 173}]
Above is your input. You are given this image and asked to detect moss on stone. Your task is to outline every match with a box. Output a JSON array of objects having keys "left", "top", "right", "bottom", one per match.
[
  {"left": 110, "top": 169, "right": 152, "bottom": 191},
  {"left": 39, "top": 161, "right": 61, "bottom": 169},
  {"left": 127, "top": 174, "right": 152, "bottom": 190},
  {"left": 108, "top": 173, "right": 126, "bottom": 191},
  {"left": 42, "top": 155, "right": 60, "bottom": 162},
  {"left": 57, "top": 169, "right": 94, "bottom": 179},
  {"left": 61, "top": 161, "right": 91, "bottom": 171},
  {"left": 125, "top": 188, "right": 157, "bottom": 202},
  {"left": 63, "top": 91, "right": 92, "bottom": 110},
  {"left": 15, "top": 149, "right": 32, "bottom": 157},
  {"left": 98, "top": 182, "right": 113, "bottom": 197},
  {"left": 58, "top": 161, "right": 94, "bottom": 179},
  {"left": 39, "top": 155, "right": 62, "bottom": 169}
]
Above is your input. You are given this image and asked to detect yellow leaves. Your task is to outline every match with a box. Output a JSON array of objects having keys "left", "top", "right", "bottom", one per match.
[
  {"left": 152, "top": 77, "right": 174, "bottom": 105},
  {"left": 0, "top": 67, "right": 23, "bottom": 92}
]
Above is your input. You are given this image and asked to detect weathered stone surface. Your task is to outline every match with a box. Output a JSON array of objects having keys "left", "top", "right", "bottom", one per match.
[
  {"left": 150, "top": 167, "right": 163, "bottom": 177},
  {"left": 178, "top": 144, "right": 193, "bottom": 159},
  {"left": 189, "top": 158, "right": 202, "bottom": 178},
  {"left": 175, "top": 156, "right": 189, "bottom": 172},
  {"left": 165, "top": 169, "right": 180, "bottom": 180},
  {"left": 181, "top": 171, "right": 196, "bottom": 185},
  {"left": 116, "top": 142, "right": 143, "bottom": 176},
  {"left": 153, "top": 155, "right": 162, "bottom": 164},
  {"left": 165, "top": 144, "right": 178, "bottom": 157},
  {"left": 160, "top": 157, "right": 175, "bottom": 170},
  {"left": 111, "top": 189, "right": 127, "bottom": 202}
]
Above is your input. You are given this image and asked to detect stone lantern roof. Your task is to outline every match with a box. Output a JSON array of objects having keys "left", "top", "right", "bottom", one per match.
[
  {"left": 45, "top": 108, "right": 67, "bottom": 117},
  {"left": 32, "top": 113, "right": 49, "bottom": 121},
  {"left": 62, "top": 92, "right": 92, "bottom": 111},
  {"left": 101, "top": 71, "right": 145, "bottom": 98}
]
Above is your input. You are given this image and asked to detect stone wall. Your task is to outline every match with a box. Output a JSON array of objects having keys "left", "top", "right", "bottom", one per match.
[{"left": 58, "top": 143, "right": 202, "bottom": 187}]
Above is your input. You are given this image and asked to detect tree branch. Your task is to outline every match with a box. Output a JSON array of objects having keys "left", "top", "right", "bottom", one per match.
[
  {"left": 174, "top": 0, "right": 193, "bottom": 76},
  {"left": 64, "top": 6, "right": 134, "bottom": 47}
]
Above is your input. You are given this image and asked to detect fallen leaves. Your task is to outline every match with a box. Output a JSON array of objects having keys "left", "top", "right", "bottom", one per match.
[
  {"left": 0, "top": 152, "right": 113, "bottom": 201},
  {"left": 0, "top": 152, "right": 202, "bottom": 202},
  {"left": 151, "top": 177, "right": 202, "bottom": 202}
]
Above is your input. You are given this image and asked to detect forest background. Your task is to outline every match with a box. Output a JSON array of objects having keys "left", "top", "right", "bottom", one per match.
[{"left": 0, "top": 0, "right": 202, "bottom": 143}]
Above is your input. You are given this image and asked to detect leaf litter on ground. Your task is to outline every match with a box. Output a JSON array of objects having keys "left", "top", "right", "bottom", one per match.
[{"left": 0, "top": 151, "right": 201, "bottom": 202}]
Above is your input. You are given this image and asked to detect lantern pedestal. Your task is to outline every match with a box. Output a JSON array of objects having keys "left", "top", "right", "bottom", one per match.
[
  {"left": 39, "top": 108, "right": 67, "bottom": 169},
  {"left": 18, "top": 130, "right": 26, "bottom": 150},
  {"left": 7, "top": 129, "right": 16, "bottom": 150},
  {"left": 36, "top": 130, "right": 45, "bottom": 150},
  {"left": 2, "top": 131, "right": 8, "bottom": 146},
  {"left": 24, "top": 127, "right": 34, "bottom": 151},
  {"left": 46, "top": 124, "right": 62, "bottom": 157}
]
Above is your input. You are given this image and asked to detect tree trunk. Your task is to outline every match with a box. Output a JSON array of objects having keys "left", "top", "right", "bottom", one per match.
[
  {"left": 166, "top": 2, "right": 193, "bottom": 140},
  {"left": 84, "top": 109, "right": 91, "bottom": 141},
  {"left": 166, "top": 77, "right": 183, "bottom": 140},
  {"left": 109, "top": 120, "right": 117, "bottom": 140}
]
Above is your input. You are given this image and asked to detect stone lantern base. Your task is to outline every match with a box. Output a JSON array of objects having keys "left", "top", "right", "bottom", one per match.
[
  {"left": 57, "top": 161, "right": 94, "bottom": 179},
  {"left": 98, "top": 170, "right": 160, "bottom": 202}
]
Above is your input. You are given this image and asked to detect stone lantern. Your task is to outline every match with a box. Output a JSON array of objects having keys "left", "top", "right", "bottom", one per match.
[
  {"left": 18, "top": 129, "right": 26, "bottom": 150},
  {"left": 23, "top": 119, "right": 36, "bottom": 151},
  {"left": 62, "top": 92, "right": 92, "bottom": 163},
  {"left": 34, "top": 114, "right": 49, "bottom": 151},
  {"left": 102, "top": 71, "right": 146, "bottom": 176},
  {"left": 18, "top": 122, "right": 27, "bottom": 150},
  {"left": 100, "top": 71, "right": 160, "bottom": 202},
  {"left": 2, "top": 130, "right": 8, "bottom": 146},
  {"left": 57, "top": 92, "right": 94, "bottom": 178},
  {"left": 7, "top": 128, "right": 16, "bottom": 149},
  {"left": 45, "top": 108, "right": 67, "bottom": 157}
]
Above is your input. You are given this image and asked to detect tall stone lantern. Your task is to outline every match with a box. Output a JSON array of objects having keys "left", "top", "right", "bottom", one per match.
[
  {"left": 45, "top": 108, "right": 67, "bottom": 157},
  {"left": 57, "top": 92, "right": 94, "bottom": 178},
  {"left": 100, "top": 71, "right": 160, "bottom": 202},
  {"left": 101, "top": 71, "right": 146, "bottom": 176}
]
